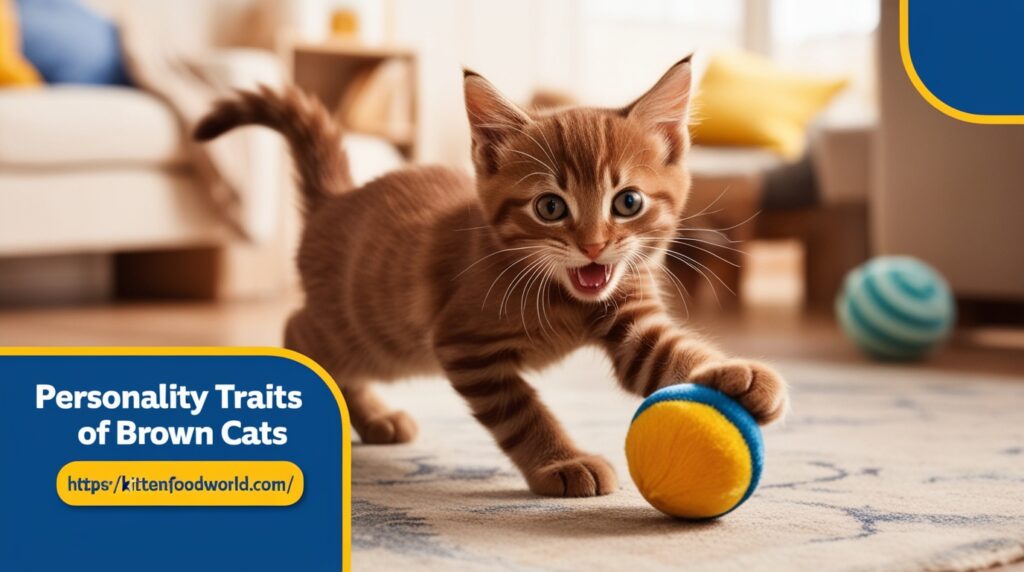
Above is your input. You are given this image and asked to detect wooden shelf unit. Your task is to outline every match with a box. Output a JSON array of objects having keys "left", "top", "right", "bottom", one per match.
[{"left": 288, "top": 39, "right": 419, "bottom": 160}]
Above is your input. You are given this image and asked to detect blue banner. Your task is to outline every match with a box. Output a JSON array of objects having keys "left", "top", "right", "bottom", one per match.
[
  {"left": 902, "top": 0, "right": 1024, "bottom": 122},
  {"left": 0, "top": 348, "right": 350, "bottom": 571}
]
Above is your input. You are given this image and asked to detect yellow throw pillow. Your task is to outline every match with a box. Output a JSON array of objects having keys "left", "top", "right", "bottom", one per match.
[
  {"left": 0, "top": 0, "right": 41, "bottom": 87},
  {"left": 692, "top": 51, "right": 847, "bottom": 159}
]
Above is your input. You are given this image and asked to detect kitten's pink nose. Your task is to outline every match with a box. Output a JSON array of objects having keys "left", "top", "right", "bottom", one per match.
[{"left": 579, "top": 242, "right": 608, "bottom": 260}]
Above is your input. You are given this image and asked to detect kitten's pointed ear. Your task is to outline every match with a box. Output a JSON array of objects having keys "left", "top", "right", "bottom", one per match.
[
  {"left": 464, "top": 69, "right": 531, "bottom": 174},
  {"left": 623, "top": 55, "right": 694, "bottom": 163},
  {"left": 625, "top": 55, "right": 694, "bottom": 126}
]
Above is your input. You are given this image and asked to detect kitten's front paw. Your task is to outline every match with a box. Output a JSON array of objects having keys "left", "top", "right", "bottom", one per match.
[
  {"left": 526, "top": 454, "right": 617, "bottom": 497},
  {"left": 690, "top": 359, "right": 788, "bottom": 425}
]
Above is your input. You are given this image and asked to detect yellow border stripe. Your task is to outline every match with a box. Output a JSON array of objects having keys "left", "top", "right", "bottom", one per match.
[
  {"left": 0, "top": 346, "right": 352, "bottom": 572},
  {"left": 900, "top": 0, "right": 1024, "bottom": 124}
]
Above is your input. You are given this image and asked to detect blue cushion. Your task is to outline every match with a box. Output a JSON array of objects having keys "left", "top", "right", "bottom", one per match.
[{"left": 16, "top": 0, "right": 130, "bottom": 85}]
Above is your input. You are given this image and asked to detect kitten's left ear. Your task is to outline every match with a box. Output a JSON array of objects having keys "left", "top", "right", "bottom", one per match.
[
  {"left": 464, "top": 69, "right": 532, "bottom": 174},
  {"left": 623, "top": 55, "right": 694, "bottom": 163}
]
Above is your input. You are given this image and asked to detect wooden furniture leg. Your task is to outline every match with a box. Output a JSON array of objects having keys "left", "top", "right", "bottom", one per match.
[{"left": 757, "top": 204, "right": 870, "bottom": 313}]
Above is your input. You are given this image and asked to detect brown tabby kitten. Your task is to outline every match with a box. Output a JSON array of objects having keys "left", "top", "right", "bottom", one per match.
[{"left": 195, "top": 56, "right": 788, "bottom": 498}]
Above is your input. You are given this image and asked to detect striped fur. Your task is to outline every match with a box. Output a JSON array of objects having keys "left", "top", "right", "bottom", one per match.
[{"left": 195, "top": 57, "right": 788, "bottom": 499}]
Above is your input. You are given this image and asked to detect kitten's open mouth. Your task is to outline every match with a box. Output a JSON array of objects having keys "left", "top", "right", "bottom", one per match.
[{"left": 568, "top": 263, "right": 614, "bottom": 295}]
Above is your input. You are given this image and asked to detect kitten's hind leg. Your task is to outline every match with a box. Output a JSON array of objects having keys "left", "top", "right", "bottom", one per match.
[
  {"left": 284, "top": 309, "right": 418, "bottom": 445},
  {"left": 344, "top": 384, "right": 419, "bottom": 445}
]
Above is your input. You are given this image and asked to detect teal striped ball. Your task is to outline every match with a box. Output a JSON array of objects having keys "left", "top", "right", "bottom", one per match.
[{"left": 836, "top": 256, "right": 955, "bottom": 360}]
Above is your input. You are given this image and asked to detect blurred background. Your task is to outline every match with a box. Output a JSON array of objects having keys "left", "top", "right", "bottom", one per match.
[{"left": 0, "top": 0, "right": 1021, "bottom": 369}]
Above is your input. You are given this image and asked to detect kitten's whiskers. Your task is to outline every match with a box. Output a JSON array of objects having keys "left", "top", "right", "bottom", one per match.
[
  {"left": 454, "top": 245, "right": 546, "bottom": 281},
  {"left": 512, "top": 171, "right": 552, "bottom": 187},
  {"left": 481, "top": 250, "right": 547, "bottom": 309},
  {"left": 506, "top": 148, "right": 557, "bottom": 177},
  {"left": 500, "top": 254, "right": 552, "bottom": 321},
  {"left": 519, "top": 256, "right": 554, "bottom": 338},
  {"left": 636, "top": 237, "right": 740, "bottom": 268},
  {"left": 644, "top": 245, "right": 734, "bottom": 308}
]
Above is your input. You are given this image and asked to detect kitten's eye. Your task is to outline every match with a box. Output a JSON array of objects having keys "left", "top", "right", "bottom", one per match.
[
  {"left": 612, "top": 188, "right": 644, "bottom": 217},
  {"left": 535, "top": 194, "right": 569, "bottom": 221}
]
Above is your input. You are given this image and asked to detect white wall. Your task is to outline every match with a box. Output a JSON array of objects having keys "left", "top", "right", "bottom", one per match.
[
  {"left": 384, "top": 0, "right": 575, "bottom": 165},
  {"left": 384, "top": 0, "right": 737, "bottom": 165},
  {"left": 382, "top": 0, "right": 874, "bottom": 166}
]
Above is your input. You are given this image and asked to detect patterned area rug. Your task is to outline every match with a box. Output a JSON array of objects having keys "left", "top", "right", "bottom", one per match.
[{"left": 352, "top": 348, "right": 1024, "bottom": 571}]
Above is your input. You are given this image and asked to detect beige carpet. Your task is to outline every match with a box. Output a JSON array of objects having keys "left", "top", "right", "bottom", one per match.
[{"left": 352, "top": 348, "right": 1024, "bottom": 571}]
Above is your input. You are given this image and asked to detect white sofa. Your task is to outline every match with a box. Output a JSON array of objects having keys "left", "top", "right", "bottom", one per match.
[
  {"left": 0, "top": 0, "right": 406, "bottom": 304},
  {"left": 0, "top": 0, "right": 293, "bottom": 303},
  {"left": 0, "top": 52, "right": 284, "bottom": 256},
  {"left": 0, "top": 58, "right": 293, "bottom": 303}
]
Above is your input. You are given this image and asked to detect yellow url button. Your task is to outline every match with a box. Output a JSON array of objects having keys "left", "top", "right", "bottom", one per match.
[{"left": 56, "top": 461, "right": 303, "bottom": 506}]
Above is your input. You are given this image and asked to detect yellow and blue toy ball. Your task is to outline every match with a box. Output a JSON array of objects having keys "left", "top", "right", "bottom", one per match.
[
  {"left": 625, "top": 383, "right": 763, "bottom": 519},
  {"left": 836, "top": 256, "right": 955, "bottom": 361}
]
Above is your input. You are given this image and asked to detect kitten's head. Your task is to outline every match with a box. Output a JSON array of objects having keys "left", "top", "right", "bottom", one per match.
[{"left": 463, "top": 57, "right": 694, "bottom": 303}]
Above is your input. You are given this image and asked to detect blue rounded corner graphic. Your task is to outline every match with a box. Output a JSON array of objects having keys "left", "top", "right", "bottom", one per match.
[{"left": 901, "top": 0, "right": 1024, "bottom": 123}]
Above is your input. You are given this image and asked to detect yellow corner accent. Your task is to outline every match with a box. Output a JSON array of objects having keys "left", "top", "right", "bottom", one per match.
[
  {"left": 0, "top": 346, "right": 351, "bottom": 572},
  {"left": 900, "top": 0, "right": 1024, "bottom": 124},
  {"left": 57, "top": 460, "right": 304, "bottom": 506}
]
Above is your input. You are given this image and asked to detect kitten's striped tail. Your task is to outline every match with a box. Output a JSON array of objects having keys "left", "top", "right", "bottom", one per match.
[{"left": 193, "top": 85, "right": 353, "bottom": 218}]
